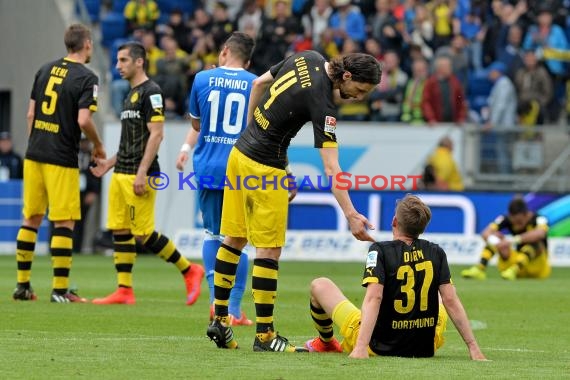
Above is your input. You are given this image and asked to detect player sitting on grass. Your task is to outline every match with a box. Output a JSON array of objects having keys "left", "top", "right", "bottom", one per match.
[
  {"left": 461, "top": 197, "right": 550, "bottom": 281},
  {"left": 304, "top": 194, "right": 487, "bottom": 360}
]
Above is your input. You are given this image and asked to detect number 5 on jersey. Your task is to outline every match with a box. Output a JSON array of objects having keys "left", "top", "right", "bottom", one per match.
[{"left": 42, "top": 76, "right": 63, "bottom": 115}]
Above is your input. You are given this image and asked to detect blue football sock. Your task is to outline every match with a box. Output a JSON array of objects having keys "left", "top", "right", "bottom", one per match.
[
  {"left": 229, "top": 252, "right": 249, "bottom": 318},
  {"left": 202, "top": 237, "right": 221, "bottom": 304}
]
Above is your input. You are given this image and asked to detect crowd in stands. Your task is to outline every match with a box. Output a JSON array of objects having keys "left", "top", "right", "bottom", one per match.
[{"left": 97, "top": 0, "right": 569, "bottom": 127}]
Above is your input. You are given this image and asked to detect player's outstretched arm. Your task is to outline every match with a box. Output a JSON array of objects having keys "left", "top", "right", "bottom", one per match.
[
  {"left": 319, "top": 147, "right": 374, "bottom": 242},
  {"left": 440, "top": 284, "right": 487, "bottom": 361}
]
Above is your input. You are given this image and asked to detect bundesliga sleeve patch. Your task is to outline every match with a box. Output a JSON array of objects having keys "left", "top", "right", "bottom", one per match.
[
  {"left": 150, "top": 94, "right": 163, "bottom": 109},
  {"left": 366, "top": 250, "right": 378, "bottom": 267},
  {"left": 93, "top": 84, "right": 98, "bottom": 100},
  {"left": 324, "top": 116, "right": 336, "bottom": 134}
]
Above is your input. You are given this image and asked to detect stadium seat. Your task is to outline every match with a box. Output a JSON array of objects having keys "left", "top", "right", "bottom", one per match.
[
  {"left": 467, "top": 70, "right": 493, "bottom": 98},
  {"left": 110, "top": 38, "right": 130, "bottom": 80},
  {"left": 157, "top": 12, "right": 170, "bottom": 26},
  {"left": 101, "top": 12, "right": 127, "bottom": 48},
  {"left": 156, "top": 0, "right": 194, "bottom": 16},
  {"left": 83, "top": 0, "right": 101, "bottom": 23},
  {"left": 112, "top": 0, "right": 130, "bottom": 13},
  {"left": 467, "top": 70, "right": 493, "bottom": 117}
]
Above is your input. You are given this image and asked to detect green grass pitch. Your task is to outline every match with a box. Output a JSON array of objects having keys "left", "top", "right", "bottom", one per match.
[{"left": 0, "top": 255, "right": 569, "bottom": 379}]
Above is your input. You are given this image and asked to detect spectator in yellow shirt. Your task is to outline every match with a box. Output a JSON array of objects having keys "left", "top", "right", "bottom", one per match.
[
  {"left": 141, "top": 30, "right": 164, "bottom": 77},
  {"left": 124, "top": 0, "right": 160, "bottom": 34},
  {"left": 427, "top": 136, "right": 464, "bottom": 191}
]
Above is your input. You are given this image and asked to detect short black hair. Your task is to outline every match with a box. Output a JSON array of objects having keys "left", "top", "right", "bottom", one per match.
[
  {"left": 508, "top": 197, "right": 528, "bottom": 215},
  {"left": 118, "top": 41, "right": 148, "bottom": 69},
  {"left": 224, "top": 32, "right": 255, "bottom": 63}
]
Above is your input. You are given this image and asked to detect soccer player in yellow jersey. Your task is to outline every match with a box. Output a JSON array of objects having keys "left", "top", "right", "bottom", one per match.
[
  {"left": 462, "top": 197, "right": 550, "bottom": 280},
  {"left": 13, "top": 24, "right": 105, "bottom": 303},
  {"left": 90, "top": 42, "right": 204, "bottom": 305},
  {"left": 207, "top": 51, "right": 381, "bottom": 352},
  {"left": 305, "top": 194, "right": 486, "bottom": 360}
]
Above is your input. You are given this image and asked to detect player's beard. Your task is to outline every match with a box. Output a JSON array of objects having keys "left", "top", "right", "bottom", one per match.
[{"left": 85, "top": 54, "right": 91, "bottom": 64}]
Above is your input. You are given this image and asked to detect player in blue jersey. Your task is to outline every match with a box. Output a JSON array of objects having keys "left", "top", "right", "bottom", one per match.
[{"left": 176, "top": 32, "right": 257, "bottom": 325}]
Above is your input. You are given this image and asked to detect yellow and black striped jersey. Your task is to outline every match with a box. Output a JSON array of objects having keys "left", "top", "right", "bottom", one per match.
[
  {"left": 115, "top": 79, "right": 164, "bottom": 175},
  {"left": 235, "top": 50, "right": 338, "bottom": 169},
  {"left": 26, "top": 58, "right": 98, "bottom": 168},
  {"left": 362, "top": 239, "right": 451, "bottom": 358}
]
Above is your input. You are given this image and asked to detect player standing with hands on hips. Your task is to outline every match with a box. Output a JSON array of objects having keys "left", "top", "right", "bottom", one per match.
[
  {"left": 207, "top": 50, "right": 381, "bottom": 352},
  {"left": 90, "top": 42, "right": 204, "bottom": 305}
]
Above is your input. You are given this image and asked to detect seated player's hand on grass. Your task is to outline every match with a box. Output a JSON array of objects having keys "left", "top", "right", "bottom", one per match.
[
  {"left": 471, "top": 354, "right": 490, "bottom": 361},
  {"left": 468, "top": 342, "right": 488, "bottom": 361},
  {"left": 348, "top": 347, "right": 369, "bottom": 359}
]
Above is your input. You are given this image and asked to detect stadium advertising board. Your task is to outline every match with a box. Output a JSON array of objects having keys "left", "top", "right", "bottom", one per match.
[{"left": 175, "top": 190, "right": 570, "bottom": 266}]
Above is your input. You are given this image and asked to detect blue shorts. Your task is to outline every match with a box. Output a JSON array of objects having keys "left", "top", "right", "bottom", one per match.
[{"left": 198, "top": 188, "right": 223, "bottom": 235}]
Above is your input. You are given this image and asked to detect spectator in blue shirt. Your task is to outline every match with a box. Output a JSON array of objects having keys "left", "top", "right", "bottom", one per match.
[
  {"left": 329, "top": 0, "right": 366, "bottom": 48},
  {"left": 522, "top": 7, "right": 569, "bottom": 76}
]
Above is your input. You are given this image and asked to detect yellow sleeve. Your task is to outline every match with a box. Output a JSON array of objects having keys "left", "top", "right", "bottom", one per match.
[
  {"left": 150, "top": 1, "right": 160, "bottom": 20},
  {"left": 123, "top": 1, "right": 135, "bottom": 19}
]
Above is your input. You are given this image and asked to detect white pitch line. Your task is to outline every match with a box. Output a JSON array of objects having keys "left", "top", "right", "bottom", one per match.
[{"left": 482, "top": 347, "right": 550, "bottom": 353}]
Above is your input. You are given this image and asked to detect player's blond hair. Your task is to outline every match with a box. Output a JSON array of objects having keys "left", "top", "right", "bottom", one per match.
[{"left": 396, "top": 194, "right": 431, "bottom": 238}]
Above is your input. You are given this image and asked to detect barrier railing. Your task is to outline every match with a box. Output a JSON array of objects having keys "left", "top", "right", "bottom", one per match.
[{"left": 463, "top": 124, "right": 570, "bottom": 192}]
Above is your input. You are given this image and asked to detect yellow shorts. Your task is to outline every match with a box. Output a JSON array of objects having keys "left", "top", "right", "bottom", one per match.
[
  {"left": 106, "top": 172, "right": 156, "bottom": 236},
  {"left": 498, "top": 245, "right": 551, "bottom": 279},
  {"left": 333, "top": 300, "right": 447, "bottom": 354},
  {"left": 220, "top": 148, "right": 288, "bottom": 247},
  {"left": 22, "top": 159, "right": 80, "bottom": 221}
]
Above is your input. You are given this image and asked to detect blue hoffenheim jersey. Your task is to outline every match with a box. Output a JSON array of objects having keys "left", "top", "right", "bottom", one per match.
[{"left": 189, "top": 66, "right": 257, "bottom": 186}]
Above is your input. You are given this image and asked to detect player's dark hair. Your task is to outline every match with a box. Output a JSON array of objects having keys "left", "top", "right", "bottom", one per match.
[
  {"left": 225, "top": 32, "right": 255, "bottom": 63},
  {"left": 64, "top": 24, "right": 91, "bottom": 53},
  {"left": 118, "top": 41, "right": 148, "bottom": 70},
  {"left": 508, "top": 197, "right": 528, "bottom": 215},
  {"left": 329, "top": 53, "right": 382, "bottom": 84},
  {"left": 396, "top": 194, "right": 432, "bottom": 238}
]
